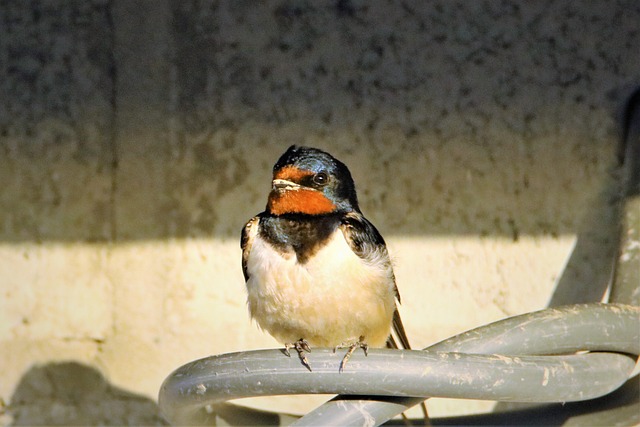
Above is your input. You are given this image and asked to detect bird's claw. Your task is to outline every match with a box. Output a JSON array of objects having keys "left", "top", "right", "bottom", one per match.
[
  {"left": 335, "top": 335, "right": 368, "bottom": 372},
  {"left": 284, "top": 338, "right": 312, "bottom": 371}
]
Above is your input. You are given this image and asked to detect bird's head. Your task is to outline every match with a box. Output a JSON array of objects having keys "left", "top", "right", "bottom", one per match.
[{"left": 266, "top": 145, "right": 360, "bottom": 216}]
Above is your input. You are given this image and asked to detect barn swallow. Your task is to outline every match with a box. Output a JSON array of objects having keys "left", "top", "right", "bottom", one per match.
[{"left": 241, "top": 145, "right": 413, "bottom": 371}]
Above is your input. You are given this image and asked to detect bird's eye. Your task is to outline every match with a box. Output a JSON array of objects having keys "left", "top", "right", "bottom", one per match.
[{"left": 312, "top": 172, "right": 329, "bottom": 186}]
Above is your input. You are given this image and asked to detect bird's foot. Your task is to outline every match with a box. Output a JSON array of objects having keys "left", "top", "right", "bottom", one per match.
[
  {"left": 334, "top": 335, "right": 368, "bottom": 372},
  {"left": 284, "top": 338, "right": 312, "bottom": 372}
]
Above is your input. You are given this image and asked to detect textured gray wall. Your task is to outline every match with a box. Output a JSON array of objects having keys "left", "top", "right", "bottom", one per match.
[
  {"left": 1, "top": 0, "right": 638, "bottom": 424},
  {"left": 3, "top": 0, "right": 637, "bottom": 242}
]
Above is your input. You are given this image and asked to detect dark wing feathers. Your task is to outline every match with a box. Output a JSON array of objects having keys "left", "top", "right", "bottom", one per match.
[
  {"left": 386, "top": 306, "right": 412, "bottom": 349},
  {"left": 241, "top": 216, "right": 260, "bottom": 282},
  {"left": 340, "top": 212, "right": 413, "bottom": 350}
]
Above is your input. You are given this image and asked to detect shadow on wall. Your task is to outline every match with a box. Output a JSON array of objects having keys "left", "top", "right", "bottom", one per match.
[
  {"left": 6, "top": 362, "right": 168, "bottom": 426},
  {"left": 1, "top": 1, "right": 638, "bottom": 242},
  {"left": 546, "top": 163, "right": 622, "bottom": 306}
]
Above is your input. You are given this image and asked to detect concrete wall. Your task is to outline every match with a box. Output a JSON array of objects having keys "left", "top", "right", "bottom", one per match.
[{"left": 1, "top": 0, "right": 638, "bottom": 424}]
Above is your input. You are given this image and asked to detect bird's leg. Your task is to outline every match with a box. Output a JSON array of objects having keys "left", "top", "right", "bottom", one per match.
[
  {"left": 334, "top": 335, "right": 368, "bottom": 372},
  {"left": 284, "top": 338, "right": 312, "bottom": 371}
]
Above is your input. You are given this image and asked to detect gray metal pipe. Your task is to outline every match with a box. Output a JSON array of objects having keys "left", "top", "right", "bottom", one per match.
[
  {"left": 293, "top": 303, "right": 640, "bottom": 426},
  {"left": 158, "top": 303, "right": 639, "bottom": 426}
]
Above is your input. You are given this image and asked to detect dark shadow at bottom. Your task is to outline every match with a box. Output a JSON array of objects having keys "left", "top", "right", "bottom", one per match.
[
  {"left": 418, "top": 376, "right": 639, "bottom": 427},
  {"left": 8, "top": 362, "right": 168, "bottom": 426}
]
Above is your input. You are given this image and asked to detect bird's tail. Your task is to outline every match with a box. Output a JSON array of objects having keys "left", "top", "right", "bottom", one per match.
[{"left": 386, "top": 309, "right": 431, "bottom": 426}]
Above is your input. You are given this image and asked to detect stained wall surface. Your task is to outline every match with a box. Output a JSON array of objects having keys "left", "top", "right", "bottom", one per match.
[{"left": 1, "top": 0, "right": 639, "bottom": 424}]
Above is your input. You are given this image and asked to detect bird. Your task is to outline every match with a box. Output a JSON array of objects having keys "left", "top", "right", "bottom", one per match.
[{"left": 241, "top": 145, "right": 413, "bottom": 371}]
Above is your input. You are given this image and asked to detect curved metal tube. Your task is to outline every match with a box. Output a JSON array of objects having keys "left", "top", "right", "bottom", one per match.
[
  {"left": 158, "top": 303, "right": 639, "bottom": 426},
  {"left": 295, "top": 303, "right": 640, "bottom": 426}
]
